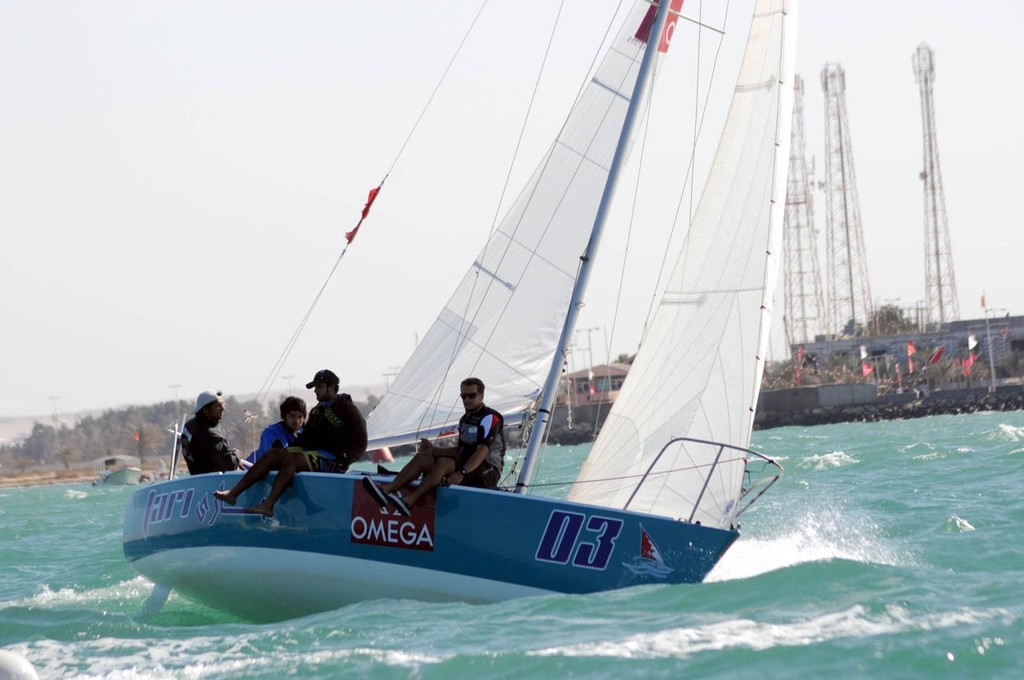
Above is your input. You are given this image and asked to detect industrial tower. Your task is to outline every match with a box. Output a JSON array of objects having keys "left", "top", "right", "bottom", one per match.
[
  {"left": 821, "top": 64, "right": 873, "bottom": 337},
  {"left": 783, "top": 75, "right": 828, "bottom": 344},
  {"left": 913, "top": 44, "right": 959, "bottom": 326}
]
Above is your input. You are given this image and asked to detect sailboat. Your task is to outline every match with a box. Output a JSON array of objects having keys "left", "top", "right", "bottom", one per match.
[{"left": 123, "top": 0, "right": 794, "bottom": 622}]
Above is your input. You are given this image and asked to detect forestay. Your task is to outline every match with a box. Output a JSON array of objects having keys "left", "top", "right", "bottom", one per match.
[
  {"left": 569, "top": 0, "right": 796, "bottom": 530},
  {"left": 367, "top": 0, "right": 682, "bottom": 448}
]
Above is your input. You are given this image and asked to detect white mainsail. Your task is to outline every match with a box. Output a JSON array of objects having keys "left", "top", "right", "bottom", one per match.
[
  {"left": 367, "top": 1, "right": 683, "bottom": 447},
  {"left": 569, "top": 0, "right": 796, "bottom": 530}
]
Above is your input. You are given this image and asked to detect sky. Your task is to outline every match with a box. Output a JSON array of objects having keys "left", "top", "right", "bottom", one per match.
[{"left": 2, "top": 0, "right": 1021, "bottom": 419}]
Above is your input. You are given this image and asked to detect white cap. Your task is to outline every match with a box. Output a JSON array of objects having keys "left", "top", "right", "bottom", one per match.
[{"left": 193, "top": 390, "right": 224, "bottom": 414}]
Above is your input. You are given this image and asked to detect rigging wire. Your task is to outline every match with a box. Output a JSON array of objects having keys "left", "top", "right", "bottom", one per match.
[
  {"left": 252, "top": 1, "right": 494, "bottom": 409},
  {"left": 581, "top": 0, "right": 731, "bottom": 463},
  {"left": 637, "top": 0, "right": 732, "bottom": 348},
  {"left": 411, "top": 0, "right": 576, "bottom": 437},
  {"left": 406, "top": 1, "right": 632, "bottom": 447}
]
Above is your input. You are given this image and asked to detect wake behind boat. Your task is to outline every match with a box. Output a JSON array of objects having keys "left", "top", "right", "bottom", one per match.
[{"left": 124, "top": 0, "right": 793, "bottom": 621}]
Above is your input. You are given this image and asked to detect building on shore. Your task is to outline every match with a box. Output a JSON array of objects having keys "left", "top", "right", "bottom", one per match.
[{"left": 796, "top": 313, "right": 1024, "bottom": 383}]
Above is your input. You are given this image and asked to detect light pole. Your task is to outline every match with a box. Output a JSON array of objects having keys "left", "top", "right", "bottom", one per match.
[
  {"left": 983, "top": 304, "right": 1004, "bottom": 394},
  {"left": 48, "top": 395, "right": 61, "bottom": 461},
  {"left": 383, "top": 367, "right": 403, "bottom": 389}
]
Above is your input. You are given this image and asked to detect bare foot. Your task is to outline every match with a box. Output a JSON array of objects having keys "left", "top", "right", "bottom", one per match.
[
  {"left": 243, "top": 504, "right": 274, "bottom": 518},
  {"left": 213, "top": 489, "right": 237, "bottom": 506}
]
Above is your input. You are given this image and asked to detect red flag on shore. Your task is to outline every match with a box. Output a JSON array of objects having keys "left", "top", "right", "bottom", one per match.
[
  {"left": 907, "top": 341, "right": 916, "bottom": 374},
  {"left": 963, "top": 352, "right": 979, "bottom": 376},
  {"left": 861, "top": 361, "right": 873, "bottom": 377},
  {"left": 929, "top": 346, "right": 946, "bottom": 364}
]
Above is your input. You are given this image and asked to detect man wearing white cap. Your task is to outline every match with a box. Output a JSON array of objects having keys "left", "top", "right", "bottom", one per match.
[{"left": 181, "top": 390, "right": 241, "bottom": 475}]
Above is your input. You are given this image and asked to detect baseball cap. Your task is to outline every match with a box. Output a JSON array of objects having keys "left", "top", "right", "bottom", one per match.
[
  {"left": 193, "top": 390, "right": 224, "bottom": 414},
  {"left": 305, "top": 369, "right": 340, "bottom": 389}
]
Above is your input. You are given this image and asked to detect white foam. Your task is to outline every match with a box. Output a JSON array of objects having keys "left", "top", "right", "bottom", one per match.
[
  {"left": 708, "top": 508, "right": 909, "bottom": 582},
  {"left": 529, "top": 605, "right": 1007, "bottom": 659},
  {"left": 946, "top": 515, "right": 976, "bottom": 532},
  {"left": 799, "top": 451, "right": 857, "bottom": 470},
  {"left": 15, "top": 635, "right": 445, "bottom": 679},
  {"left": 14, "top": 576, "right": 154, "bottom": 609},
  {"left": 996, "top": 423, "right": 1024, "bottom": 442}
]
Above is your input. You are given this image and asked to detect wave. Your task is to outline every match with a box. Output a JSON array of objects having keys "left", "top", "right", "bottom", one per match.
[
  {"left": 708, "top": 507, "right": 911, "bottom": 582},
  {"left": 528, "top": 604, "right": 1009, "bottom": 659},
  {"left": 797, "top": 451, "right": 858, "bottom": 471},
  {"left": 3, "top": 576, "right": 152, "bottom": 610}
]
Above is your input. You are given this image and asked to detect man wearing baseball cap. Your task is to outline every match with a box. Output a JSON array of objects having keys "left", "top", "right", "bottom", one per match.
[
  {"left": 214, "top": 368, "right": 367, "bottom": 517},
  {"left": 181, "top": 390, "right": 242, "bottom": 475}
]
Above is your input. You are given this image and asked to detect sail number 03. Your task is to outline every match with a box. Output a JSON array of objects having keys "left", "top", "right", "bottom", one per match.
[{"left": 535, "top": 510, "right": 623, "bottom": 570}]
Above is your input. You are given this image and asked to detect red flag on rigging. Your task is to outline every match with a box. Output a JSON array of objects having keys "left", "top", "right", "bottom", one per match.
[
  {"left": 345, "top": 186, "right": 382, "bottom": 244},
  {"left": 928, "top": 346, "right": 946, "bottom": 364}
]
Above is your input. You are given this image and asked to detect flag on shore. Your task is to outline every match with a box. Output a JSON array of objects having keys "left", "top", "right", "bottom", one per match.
[
  {"left": 962, "top": 352, "right": 979, "bottom": 376},
  {"left": 929, "top": 346, "right": 946, "bottom": 364},
  {"left": 907, "top": 341, "right": 916, "bottom": 374}
]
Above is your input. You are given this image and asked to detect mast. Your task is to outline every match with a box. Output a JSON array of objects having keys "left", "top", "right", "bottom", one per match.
[{"left": 514, "top": 0, "right": 674, "bottom": 494}]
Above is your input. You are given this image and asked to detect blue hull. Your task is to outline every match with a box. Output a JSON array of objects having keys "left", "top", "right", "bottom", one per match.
[{"left": 123, "top": 472, "right": 738, "bottom": 621}]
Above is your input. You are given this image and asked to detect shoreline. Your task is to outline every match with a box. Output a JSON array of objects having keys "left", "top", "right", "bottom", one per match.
[
  {"left": 755, "top": 389, "right": 1024, "bottom": 430},
  {"left": 0, "top": 470, "right": 109, "bottom": 490}
]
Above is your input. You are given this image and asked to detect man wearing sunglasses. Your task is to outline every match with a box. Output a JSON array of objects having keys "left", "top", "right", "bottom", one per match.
[{"left": 364, "top": 377, "right": 505, "bottom": 517}]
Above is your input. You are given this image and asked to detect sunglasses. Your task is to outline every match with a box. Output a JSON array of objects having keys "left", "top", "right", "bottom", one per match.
[{"left": 459, "top": 392, "right": 479, "bottom": 399}]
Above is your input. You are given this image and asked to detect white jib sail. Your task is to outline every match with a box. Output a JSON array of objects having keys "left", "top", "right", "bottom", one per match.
[
  {"left": 569, "top": 0, "right": 797, "bottom": 530},
  {"left": 367, "top": 1, "right": 681, "bottom": 447}
]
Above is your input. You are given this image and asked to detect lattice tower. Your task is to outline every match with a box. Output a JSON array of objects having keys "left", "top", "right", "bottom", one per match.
[
  {"left": 913, "top": 44, "right": 959, "bottom": 326},
  {"left": 821, "top": 64, "right": 873, "bottom": 337},
  {"left": 783, "top": 75, "right": 829, "bottom": 344}
]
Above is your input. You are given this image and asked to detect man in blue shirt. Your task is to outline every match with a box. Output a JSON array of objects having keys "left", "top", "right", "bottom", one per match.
[
  {"left": 245, "top": 396, "right": 307, "bottom": 465},
  {"left": 214, "top": 369, "right": 367, "bottom": 517}
]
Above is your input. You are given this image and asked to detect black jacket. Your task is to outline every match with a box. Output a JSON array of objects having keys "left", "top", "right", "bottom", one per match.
[
  {"left": 181, "top": 414, "right": 240, "bottom": 475},
  {"left": 292, "top": 394, "right": 368, "bottom": 465}
]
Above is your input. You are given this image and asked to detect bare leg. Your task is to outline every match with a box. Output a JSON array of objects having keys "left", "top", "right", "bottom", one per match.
[
  {"left": 379, "top": 451, "right": 437, "bottom": 496},
  {"left": 244, "top": 452, "right": 311, "bottom": 517},
  {"left": 214, "top": 447, "right": 288, "bottom": 505},
  {"left": 405, "top": 457, "right": 456, "bottom": 507}
]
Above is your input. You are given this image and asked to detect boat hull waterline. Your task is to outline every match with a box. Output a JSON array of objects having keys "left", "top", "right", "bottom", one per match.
[{"left": 123, "top": 472, "right": 738, "bottom": 621}]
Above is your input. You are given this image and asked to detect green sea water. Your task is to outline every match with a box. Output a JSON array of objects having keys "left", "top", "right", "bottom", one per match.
[{"left": 2, "top": 411, "right": 1023, "bottom": 678}]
